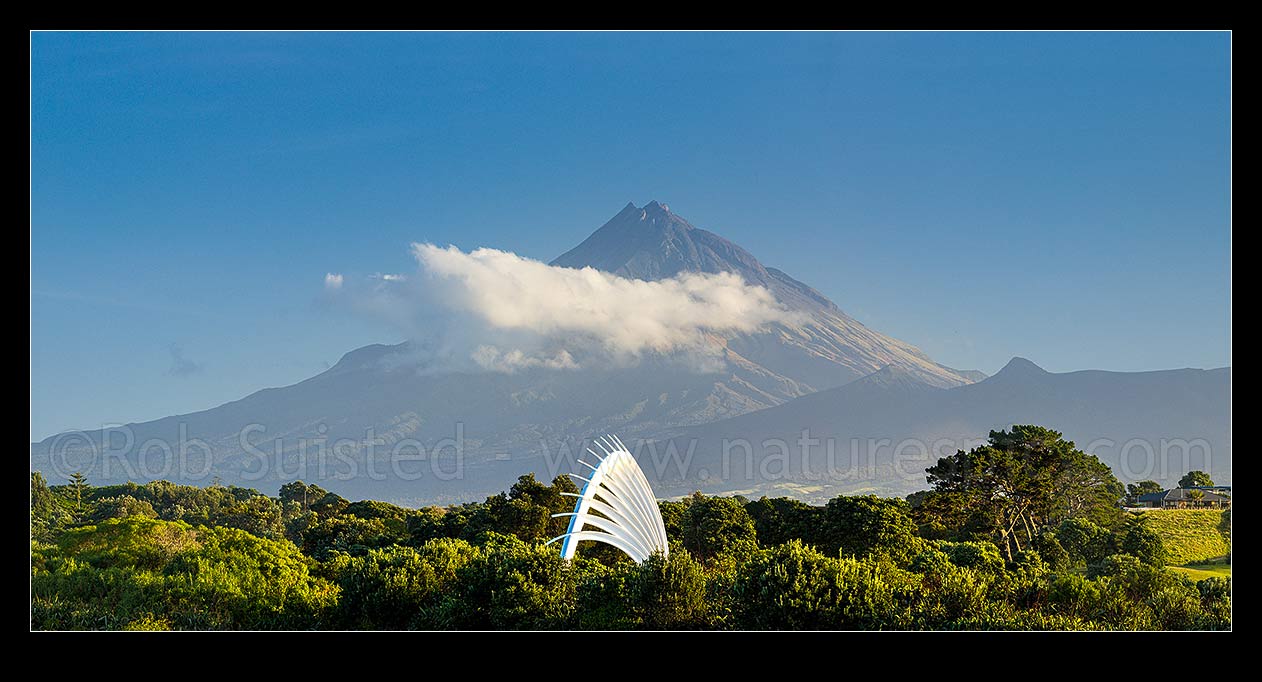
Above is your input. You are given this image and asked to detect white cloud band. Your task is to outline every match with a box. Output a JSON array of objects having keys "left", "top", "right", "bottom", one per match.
[{"left": 328, "top": 243, "right": 800, "bottom": 373}]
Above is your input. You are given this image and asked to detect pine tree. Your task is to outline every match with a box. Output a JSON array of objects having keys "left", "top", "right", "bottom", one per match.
[{"left": 67, "top": 471, "right": 90, "bottom": 517}]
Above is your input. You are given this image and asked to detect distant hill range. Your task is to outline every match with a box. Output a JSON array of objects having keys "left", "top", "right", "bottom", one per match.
[
  {"left": 642, "top": 358, "right": 1230, "bottom": 502},
  {"left": 30, "top": 201, "right": 1230, "bottom": 505}
]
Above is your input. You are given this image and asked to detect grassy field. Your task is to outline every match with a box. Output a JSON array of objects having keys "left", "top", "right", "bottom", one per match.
[
  {"left": 1138, "top": 509, "right": 1231, "bottom": 566},
  {"left": 1170, "top": 560, "right": 1231, "bottom": 581}
]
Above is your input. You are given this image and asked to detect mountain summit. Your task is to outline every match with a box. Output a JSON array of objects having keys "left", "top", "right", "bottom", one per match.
[
  {"left": 555, "top": 201, "right": 976, "bottom": 389},
  {"left": 989, "top": 357, "right": 1052, "bottom": 381},
  {"left": 553, "top": 200, "right": 834, "bottom": 310}
]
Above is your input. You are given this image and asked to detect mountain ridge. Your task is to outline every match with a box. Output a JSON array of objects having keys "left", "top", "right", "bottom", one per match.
[{"left": 643, "top": 358, "right": 1231, "bottom": 501}]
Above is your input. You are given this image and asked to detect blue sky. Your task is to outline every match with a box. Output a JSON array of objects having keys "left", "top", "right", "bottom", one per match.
[{"left": 30, "top": 31, "right": 1231, "bottom": 441}]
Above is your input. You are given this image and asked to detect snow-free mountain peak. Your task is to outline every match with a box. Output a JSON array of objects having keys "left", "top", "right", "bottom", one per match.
[
  {"left": 642, "top": 199, "right": 673, "bottom": 216},
  {"left": 553, "top": 201, "right": 976, "bottom": 389},
  {"left": 992, "top": 356, "right": 1051, "bottom": 380},
  {"left": 552, "top": 200, "right": 755, "bottom": 284}
]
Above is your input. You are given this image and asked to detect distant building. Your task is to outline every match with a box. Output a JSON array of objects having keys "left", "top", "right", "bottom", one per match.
[{"left": 1137, "top": 487, "right": 1231, "bottom": 510}]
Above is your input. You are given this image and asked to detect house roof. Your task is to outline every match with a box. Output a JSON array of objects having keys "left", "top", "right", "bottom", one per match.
[{"left": 1138, "top": 488, "right": 1231, "bottom": 503}]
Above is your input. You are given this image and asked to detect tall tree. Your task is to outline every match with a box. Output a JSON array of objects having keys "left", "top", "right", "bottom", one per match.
[
  {"left": 1125, "top": 480, "right": 1164, "bottom": 505},
  {"left": 745, "top": 496, "right": 820, "bottom": 547},
  {"left": 66, "top": 472, "right": 90, "bottom": 517},
  {"left": 508, "top": 473, "right": 578, "bottom": 538},
  {"left": 680, "top": 493, "right": 758, "bottom": 563},
  {"left": 279, "top": 481, "right": 328, "bottom": 512},
  {"left": 31, "top": 472, "right": 69, "bottom": 541},
  {"left": 919, "top": 425, "right": 1124, "bottom": 560},
  {"left": 818, "top": 494, "right": 921, "bottom": 561},
  {"left": 1056, "top": 517, "right": 1115, "bottom": 566},
  {"left": 1178, "top": 471, "right": 1214, "bottom": 488},
  {"left": 31, "top": 472, "right": 55, "bottom": 516}
]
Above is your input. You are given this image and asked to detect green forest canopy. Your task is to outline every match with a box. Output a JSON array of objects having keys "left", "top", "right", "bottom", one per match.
[{"left": 30, "top": 426, "right": 1230, "bottom": 631}]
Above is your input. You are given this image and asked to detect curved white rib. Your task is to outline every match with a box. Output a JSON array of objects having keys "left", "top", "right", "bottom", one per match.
[{"left": 548, "top": 434, "right": 669, "bottom": 562}]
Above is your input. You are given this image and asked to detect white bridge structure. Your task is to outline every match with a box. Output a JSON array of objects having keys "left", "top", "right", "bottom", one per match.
[{"left": 546, "top": 434, "right": 669, "bottom": 563}]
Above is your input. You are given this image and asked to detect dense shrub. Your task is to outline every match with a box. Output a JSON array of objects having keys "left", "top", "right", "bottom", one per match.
[
  {"left": 818, "top": 495, "right": 925, "bottom": 562},
  {"left": 1056, "top": 518, "right": 1115, "bottom": 566},
  {"left": 680, "top": 494, "right": 758, "bottom": 564},
  {"left": 1119, "top": 514, "right": 1167, "bottom": 567},
  {"left": 31, "top": 518, "right": 337, "bottom": 629},
  {"left": 745, "top": 497, "right": 819, "bottom": 548},
  {"left": 626, "top": 550, "right": 709, "bottom": 629},
  {"left": 435, "top": 532, "right": 575, "bottom": 629},
  {"left": 30, "top": 475, "right": 1231, "bottom": 631},
  {"left": 325, "top": 539, "right": 480, "bottom": 629}
]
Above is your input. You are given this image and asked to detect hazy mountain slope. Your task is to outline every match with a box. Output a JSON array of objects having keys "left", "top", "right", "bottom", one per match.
[
  {"left": 643, "top": 358, "right": 1231, "bottom": 502},
  {"left": 30, "top": 341, "right": 814, "bottom": 505}
]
